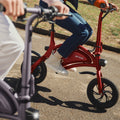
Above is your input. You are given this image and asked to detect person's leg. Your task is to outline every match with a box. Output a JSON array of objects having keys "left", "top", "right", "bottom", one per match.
[
  {"left": 56, "top": 7, "right": 93, "bottom": 58},
  {"left": 45, "top": 51, "right": 68, "bottom": 75},
  {"left": 46, "top": 7, "right": 92, "bottom": 74},
  {"left": 39, "top": 0, "right": 48, "bottom": 8},
  {"left": 40, "top": 0, "right": 68, "bottom": 75},
  {"left": 39, "top": 1, "right": 92, "bottom": 75},
  {"left": 0, "top": 13, "right": 24, "bottom": 80}
]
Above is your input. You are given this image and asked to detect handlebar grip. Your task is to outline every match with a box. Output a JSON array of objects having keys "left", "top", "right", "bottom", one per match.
[
  {"left": 100, "top": 3, "right": 116, "bottom": 12},
  {"left": 57, "top": 13, "right": 72, "bottom": 17},
  {"left": 100, "top": 3, "right": 115, "bottom": 9},
  {"left": 48, "top": 6, "right": 58, "bottom": 13}
]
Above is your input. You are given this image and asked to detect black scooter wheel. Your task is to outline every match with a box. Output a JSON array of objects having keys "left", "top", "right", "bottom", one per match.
[
  {"left": 31, "top": 56, "right": 47, "bottom": 84},
  {"left": 21, "top": 56, "right": 47, "bottom": 84},
  {"left": 87, "top": 78, "right": 119, "bottom": 109}
]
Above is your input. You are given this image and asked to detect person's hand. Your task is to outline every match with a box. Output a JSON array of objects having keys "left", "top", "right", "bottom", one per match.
[
  {"left": 100, "top": 0, "right": 109, "bottom": 11},
  {"left": 51, "top": 1, "right": 69, "bottom": 20},
  {"left": 109, "top": 3, "right": 119, "bottom": 12},
  {"left": 101, "top": 1, "right": 119, "bottom": 12},
  {"left": 0, "top": 0, "right": 24, "bottom": 20}
]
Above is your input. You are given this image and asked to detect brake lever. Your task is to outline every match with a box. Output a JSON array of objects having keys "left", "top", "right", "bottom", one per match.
[
  {"left": 100, "top": 3, "right": 116, "bottom": 12},
  {"left": 109, "top": 8, "right": 116, "bottom": 12},
  {"left": 56, "top": 13, "right": 72, "bottom": 17}
]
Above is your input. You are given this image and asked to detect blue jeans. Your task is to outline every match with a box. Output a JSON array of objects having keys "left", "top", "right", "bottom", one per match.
[{"left": 40, "top": 1, "right": 93, "bottom": 58}]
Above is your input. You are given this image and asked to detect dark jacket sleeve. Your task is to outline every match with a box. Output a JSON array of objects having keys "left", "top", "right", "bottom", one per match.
[
  {"left": 66, "top": 0, "right": 103, "bottom": 9},
  {"left": 67, "top": 0, "right": 97, "bottom": 8},
  {"left": 67, "top": 0, "right": 78, "bottom": 9}
]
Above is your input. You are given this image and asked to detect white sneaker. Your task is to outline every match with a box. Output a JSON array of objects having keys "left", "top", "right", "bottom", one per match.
[
  {"left": 69, "top": 67, "right": 77, "bottom": 72},
  {"left": 45, "top": 54, "right": 68, "bottom": 76}
]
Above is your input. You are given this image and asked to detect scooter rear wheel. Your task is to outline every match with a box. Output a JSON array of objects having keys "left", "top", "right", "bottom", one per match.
[
  {"left": 31, "top": 56, "right": 47, "bottom": 84},
  {"left": 21, "top": 56, "right": 47, "bottom": 84},
  {"left": 87, "top": 78, "right": 119, "bottom": 109}
]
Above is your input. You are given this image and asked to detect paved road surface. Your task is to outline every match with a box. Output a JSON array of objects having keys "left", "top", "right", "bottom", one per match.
[{"left": 1, "top": 28, "right": 120, "bottom": 120}]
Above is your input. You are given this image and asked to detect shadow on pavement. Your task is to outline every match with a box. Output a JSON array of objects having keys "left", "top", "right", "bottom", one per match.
[
  {"left": 31, "top": 85, "right": 107, "bottom": 113},
  {"left": 4, "top": 77, "right": 107, "bottom": 113},
  {"left": 4, "top": 77, "right": 21, "bottom": 92}
]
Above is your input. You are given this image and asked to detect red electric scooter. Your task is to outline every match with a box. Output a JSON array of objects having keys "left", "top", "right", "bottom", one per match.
[{"left": 22, "top": 5, "right": 119, "bottom": 109}]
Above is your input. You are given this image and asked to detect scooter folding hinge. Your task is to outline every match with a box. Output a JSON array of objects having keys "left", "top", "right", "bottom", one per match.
[
  {"left": 18, "top": 95, "right": 31, "bottom": 103},
  {"left": 9, "top": 88, "right": 16, "bottom": 94},
  {"left": 29, "top": 75, "right": 35, "bottom": 97}
]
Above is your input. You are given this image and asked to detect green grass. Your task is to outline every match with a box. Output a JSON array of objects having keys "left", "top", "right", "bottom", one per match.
[{"left": 22, "top": 0, "right": 120, "bottom": 48}]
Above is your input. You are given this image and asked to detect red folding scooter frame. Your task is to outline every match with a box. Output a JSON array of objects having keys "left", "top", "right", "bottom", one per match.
[
  {"left": 32, "top": 10, "right": 104, "bottom": 91},
  {"left": 30, "top": 8, "right": 119, "bottom": 109}
]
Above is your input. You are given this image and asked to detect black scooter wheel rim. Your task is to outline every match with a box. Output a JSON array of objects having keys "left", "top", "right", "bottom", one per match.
[{"left": 87, "top": 78, "right": 119, "bottom": 109}]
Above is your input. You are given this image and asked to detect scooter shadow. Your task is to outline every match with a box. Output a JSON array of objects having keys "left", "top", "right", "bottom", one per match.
[
  {"left": 4, "top": 77, "right": 106, "bottom": 113},
  {"left": 4, "top": 77, "right": 21, "bottom": 92},
  {"left": 31, "top": 85, "right": 107, "bottom": 113}
]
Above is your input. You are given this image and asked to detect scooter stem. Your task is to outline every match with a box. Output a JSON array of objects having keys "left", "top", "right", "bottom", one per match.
[
  {"left": 95, "top": 11, "right": 103, "bottom": 54},
  {"left": 18, "top": 14, "right": 39, "bottom": 120}
]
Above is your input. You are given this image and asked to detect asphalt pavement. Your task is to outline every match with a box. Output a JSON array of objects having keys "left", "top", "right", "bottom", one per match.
[{"left": 1, "top": 28, "right": 120, "bottom": 120}]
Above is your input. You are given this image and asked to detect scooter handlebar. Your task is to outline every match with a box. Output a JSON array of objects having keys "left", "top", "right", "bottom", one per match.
[
  {"left": 0, "top": 3, "right": 72, "bottom": 21},
  {"left": 100, "top": 3, "right": 117, "bottom": 12}
]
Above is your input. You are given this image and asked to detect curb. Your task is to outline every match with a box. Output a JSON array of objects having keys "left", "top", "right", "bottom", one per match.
[{"left": 13, "top": 22, "right": 120, "bottom": 53}]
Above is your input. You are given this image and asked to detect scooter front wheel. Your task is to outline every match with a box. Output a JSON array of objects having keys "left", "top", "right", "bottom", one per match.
[{"left": 87, "top": 78, "right": 119, "bottom": 109}]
